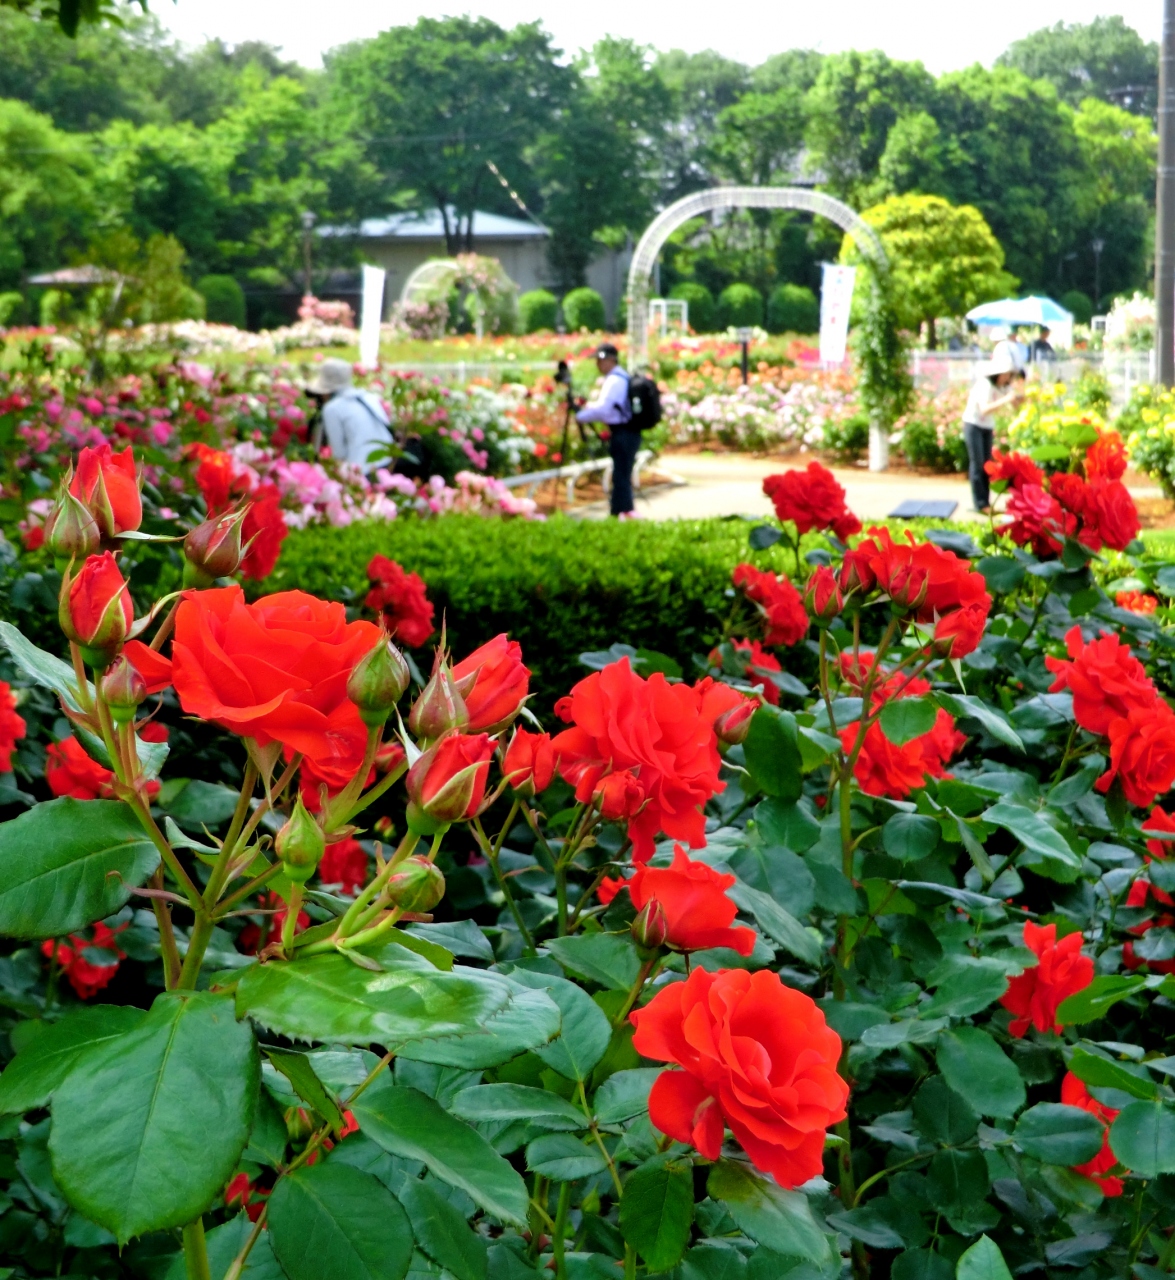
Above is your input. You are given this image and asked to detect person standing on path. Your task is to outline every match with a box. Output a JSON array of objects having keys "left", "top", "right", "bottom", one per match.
[
  {"left": 576, "top": 343, "right": 639, "bottom": 518},
  {"left": 963, "top": 346, "right": 1024, "bottom": 512},
  {"left": 307, "top": 358, "right": 394, "bottom": 472}
]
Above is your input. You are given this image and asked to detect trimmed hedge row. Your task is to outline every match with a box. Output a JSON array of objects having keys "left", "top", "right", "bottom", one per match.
[{"left": 264, "top": 515, "right": 793, "bottom": 709}]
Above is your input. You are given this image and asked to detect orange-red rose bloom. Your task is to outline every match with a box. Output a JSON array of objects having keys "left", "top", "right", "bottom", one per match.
[
  {"left": 1000, "top": 921, "right": 1093, "bottom": 1037},
  {"left": 606, "top": 845, "right": 755, "bottom": 954},
  {"left": 365, "top": 555, "right": 435, "bottom": 648},
  {"left": 0, "top": 682, "right": 26, "bottom": 772},
  {"left": 70, "top": 444, "right": 141, "bottom": 538},
  {"left": 46, "top": 736, "right": 115, "bottom": 800},
  {"left": 1117, "top": 590, "right": 1159, "bottom": 615},
  {"left": 1100, "top": 704, "right": 1175, "bottom": 807},
  {"left": 631, "top": 967, "right": 848, "bottom": 1186},
  {"left": 732, "top": 564, "right": 809, "bottom": 647},
  {"left": 240, "top": 483, "right": 289, "bottom": 581},
  {"left": 1060, "top": 1072, "right": 1124, "bottom": 1195},
  {"left": 63, "top": 552, "right": 133, "bottom": 651},
  {"left": 804, "top": 565, "right": 842, "bottom": 621},
  {"left": 763, "top": 462, "right": 860, "bottom": 538},
  {"left": 122, "top": 639, "right": 174, "bottom": 695},
  {"left": 452, "top": 634, "right": 530, "bottom": 732},
  {"left": 1086, "top": 430, "right": 1128, "bottom": 483},
  {"left": 1082, "top": 480, "right": 1140, "bottom": 553},
  {"left": 1046, "top": 625, "right": 1157, "bottom": 737},
  {"left": 502, "top": 728, "right": 557, "bottom": 795},
  {"left": 318, "top": 837, "right": 369, "bottom": 893},
  {"left": 171, "top": 586, "right": 381, "bottom": 776},
  {"left": 1003, "top": 483, "right": 1073, "bottom": 557},
  {"left": 986, "top": 448, "right": 1043, "bottom": 491},
  {"left": 552, "top": 659, "right": 724, "bottom": 863}
]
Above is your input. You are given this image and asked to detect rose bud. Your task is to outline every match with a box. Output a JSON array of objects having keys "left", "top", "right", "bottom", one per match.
[
  {"left": 713, "top": 697, "right": 756, "bottom": 747},
  {"left": 375, "top": 741, "right": 407, "bottom": 774},
  {"left": 804, "top": 565, "right": 843, "bottom": 624},
  {"left": 100, "top": 654, "right": 147, "bottom": 725},
  {"left": 405, "top": 733, "right": 493, "bottom": 833},
  {"left": 348, "top": 636, "right": 412, "bottom": 727},
  {"left": 373, "top": 815, "right": 394, "bottom": 840},
  {"left": 408, "top": 658, "right": 469, "bottom": 741},
  {"left": 385, "top": 855, "right": 446, "bottom": 913},
  {"left": 69, "top": 443, "right": 142, "bottom": 540},
  {"left": 502, "top": 728, "right": 557, "bottom": 797},
  {"left": 838, "top": 547, "right": 876, "bottom": 596},
  {"left": 886, "top": 564, "right": 929, "bottom": 614},
  {"left": 183, "top": 507, "right": 247, "bottom": 587},
  {"left": 451, "top": 634, "right": 530, "bottom": 732},
  {"left": 45, "top": 486, "right": 100, "bottom": 567},
  {"left": 631, "top": 898, "right": 669, "bottom": 950},
  {"left": 275, "top": 794, "right": 326, "bottom": 883},
  {"left": 595, "top": 769, "right": 645, "bottom": 821},
  {"left": 59, "top": 552, "right": 133, "bottom": 666}
]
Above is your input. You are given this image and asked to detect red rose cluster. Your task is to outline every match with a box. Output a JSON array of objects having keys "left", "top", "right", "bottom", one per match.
[
  {"left": 187, "top": 442, "right": 288, "bottom": 580},
  {"left": 840, "top": 527, "right": 992, "bottom": 659},
  {"left": 707, "top": 638, "right": 782, "bottom": 706},
  {"left": 989, "top": 435, "right": 1139, "bottom": 557},
  {"left": 631, "top": 967, "right": 848, "bottom": 1187},
  {"left": 763, "top": 461, "right": 861, "bottom": 541},
  {"left": 365, "top": 554, "right": 435, "bottom": 648},
  {"left": 1116, "top": 590, "right": 1159, "bottom": 615},
  {"left": 999, "top": 921, "right": 1093, "bottom": 1037},
  {"left": 1060, "top": 1073, "right": 1124, "bottom": 1196},
  {"left": 838, "top": 654, "right": 965, "bottom": 799},
  {"left": 41, "top": 921, "right": 127, "bottom": 999},
  {"left": 732, "top": 564, "right": 809, "bottom": 647},
  {"left": 0, "top": 682, "right": 25, "bottom": 773},
  {"left": 1046, "top": 625, "right": 1175, "bottom": 807},
  {"left": 1122, "top": 805, "right": 1175, "bottom": 974}
]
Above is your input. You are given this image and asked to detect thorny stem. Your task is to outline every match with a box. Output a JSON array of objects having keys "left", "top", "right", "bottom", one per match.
[
  {"left": 68, "top": 642, "right": 95, "bottom": 715},
  {"left": 473, "top": 811, "right": 535, "bottom": 952},
  {"left": 551, "top": 1181, "right": 571, "bottom": 1280},
  {"left": 334, "top": 830, "right": 421, "bottom": 940},
  {"left": 147, "top": 866, "right": 182, "bottom": 988},
  {"left": 149, "top": 598, "right": 180, "bottom": 652},
  {"left": 344, "top": 1049, "right": 395, "bottom": 1107},
  {"left": 222, "top": 1205, "right": 267, "bottom": 1280},
  {"left": 182, "top": 1218, "right": 212, "bottom": 1280},
  {"left": 281, "top": 882, "right": 304, "bottom": 956},
  {"left": 613, "top": 955, "right": 660, "bottom": 1027}
]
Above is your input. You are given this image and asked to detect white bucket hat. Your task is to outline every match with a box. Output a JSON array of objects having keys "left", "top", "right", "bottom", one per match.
[
  {"left": 306, "top": 358, "right": 354, "bottom": 396},
  {"left": 984, "top": 344, "right": 1021, "bottom": 378}
]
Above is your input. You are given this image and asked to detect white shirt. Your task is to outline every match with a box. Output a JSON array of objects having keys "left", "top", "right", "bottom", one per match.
[
  {"left": 963, "top": 378, "right": 999, "bottom": 430},
  {"left": 322, "top": 389, "right": 393, "bottom": 470},
  {"left": 576, "top": 368, "right": 632, "bottom": 426}
]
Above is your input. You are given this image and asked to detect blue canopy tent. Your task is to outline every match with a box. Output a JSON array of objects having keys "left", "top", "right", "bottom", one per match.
[{"left": 965, "top": 295, "right": 1073, "bottom": 326}]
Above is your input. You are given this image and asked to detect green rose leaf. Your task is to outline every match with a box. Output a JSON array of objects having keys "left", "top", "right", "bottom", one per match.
[
  {"left": 879, "top": 697, "right": 937, "bottom": 746},
  {"left": 1013, "top": 1103, "right": 1105, "bottom": 1166},
  {"left": 513, "top": 971, "right": 611, "bottom": 1083},
  {"left": 399, "top": 1176, "right": 487, "bottom": 1280},
  {"left": 726, "top": 881, "right": 819, "bottom": 965},
  {"left": 593, "top": 1068, "right": 661, "bottom": 1125},
  {"left": 1057, "top": 974, "right": 1156, "bottom": 1025},
  {"left": 621, "top": 1153, "right": 695, "bottom": 1271},
  {"left": 48, "top": 991, "right": 258, "bottom": 1244},
  {"left": 882, "top": 812, "right": 941, "bottom": 863},
  {"left": 268, "top": 1163, "right": 414, "bottom": 1280},
  {"left": 525, "top": 1133, "right": 609, "bottom": 1181},
  {"left": 922, "top": 964, "right": 1008, "bottom": 1019},
  {"left": 936, "top": 1028, "right": 1025, "bottom": 1120},
  {"left": 0, "top": 797, "right": 160, "bottom": 939},
  {"left": 1109, "top": 1100, "right": 1175, "bottom": 1177},
  {"left": 450, "top": 1083, "right": 586, "bottom": 1131},
  {"left": 743, "top": 707, "right": 803, "bottom": 800},
  {"left": 955, "top": 1235, "right": 1014, "bottom": 1280},
  {"left": 162, "top": 1215, "right": 283, "bottom": 1280},
  {"left": 545, "top": 933, "right": 643, "bottom": 991},
  {"left": 349, "top": 1079, "right": 529, "bottom": 1225},
  {"left": 937, "top": 693, "right": 1024, "bottom": 752},
  {"left": 395, "top": 982, "right": 561, "bottom": 1069},
  {"left": 1068, "top": 1046, "right": 1159, "bottom": 1101},
  {"left": 982, "top": 802, "right": 1079, "bottom": 874},
  {"left": 706, "top": 1159, "right": 829, "bottom": 1263},
  {"left": 266, "top": 1048, "right": 345, "bottom": 1133},
  {"left": 754, "top": 798, "right": 821, "bottom": 852}
]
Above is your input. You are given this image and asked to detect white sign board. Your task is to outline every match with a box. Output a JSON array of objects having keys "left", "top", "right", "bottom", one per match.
[
  {"left": 819, "top": 263, "right": 856, "bottom": 365},
  {"left": 359, "top": 264, "right": 386, "bottom": 369}
]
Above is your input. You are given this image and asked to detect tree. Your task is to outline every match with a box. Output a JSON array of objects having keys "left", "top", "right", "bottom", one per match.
[
  {"left": 711, "top": 87, "right": 805, "bottom": 186},
  {"left": 998, "top": 16, "right": 1158, "bottom": 113},
  {"left": 654, "top": 48, "right": 749, "bottom": 199},
  {"left": 0, "top": 0, "right": 142, "bottom": 37},
  {"left": 845, "top": 193, "right": 1017, "bottom": 347},
  {"left": 324, "top": 17, "right": 571, "bottom": 254}
]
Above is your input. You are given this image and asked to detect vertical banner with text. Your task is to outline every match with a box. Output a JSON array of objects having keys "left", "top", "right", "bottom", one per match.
[
  {"left": 819, "top": 263, "right": 856, "bottom": 366},
  {"left": 359, "top": 264, "right": 386, "bottom": 369}
]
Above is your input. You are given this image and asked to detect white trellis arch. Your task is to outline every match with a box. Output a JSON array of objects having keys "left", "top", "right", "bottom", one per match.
[
  {"left": 625, "top": 186, "right": 887, "bottom": 371},
  {"left": 400, "top": 258, "right": 461, "bottom": 307}
]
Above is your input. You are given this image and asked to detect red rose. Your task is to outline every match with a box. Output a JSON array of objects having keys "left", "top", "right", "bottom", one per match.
[
  {"left": 1046, "top": 625, "right": 1158, "bottom": 737},
  {"left": 189, "top": 443, "right": 242, "bottom": 513},
  {"left": 46, "top": 736, "right": 115, "bottom": 800},
  {"left": 552, "top": 659, "right": 724, "bottom": 863},
  {"left": 763, "top": 462, "right": 858, "bottom": 537},
  {"left": 171, "top": 586, "right": 381, "bottom": 775},
  {"left": 934, "top": 600, "right": 988, "bottom": 659},
  {"left": 630, "top": 967, "right": 848, "bottom": 1187},
  {"left": 1049, "top": 472, "right": 1090, "bottom": 521},
  {"left": 986, "top": 449, "right": 1043, "bottom": 491},
  {"left": 1144, "top": 804, "right": 1175, "bottom": 866},
  {"left": 0, "top": 682, "right": 26, "bottom": 772},
  {"left": 1122, "top": 873, "right": 1175, "bottom": 974},
  {"left": 609, "top": 845, "right": 755, "bottom": 954},
  {"left": 1003, "top": 483, "right": 1073, "bottom": 556},
  {"left": 365, "top": 555, "right": 434, "bottom": 648},
  {"left": 707, "top": 638, "right": 782, "bottom": 706},
  {"left": 1000, "top": 921, "right": 1093, "bottom": 1036},
  {"left": 122, "top": 639, "right": 174, "bottom": 695},
  {"left": 732, "top": 564, "right": 809, "bottom": 647},
  {"left": 406, "top": 732, "right": 494, "bottom": 824},
  {"left": 225, "top": 1172, "right": 269, "bottom": 1223},
  {"left": 1086, "top": 430, "right": 1128, "bottom": 483},
  {"left": 695, "top": 676, "right": 758, "bottom": 744},
  {"left": 240, "top": 483, "right": 289, "bottom": 580},
  {"left": 1117, "top": 590, "right": 1159, "bottom": 615},
  {"left": 502, "top": 728, "right": 557, "bottom": 795},
  {"left": 1082, "top": 480, "right": 1139, "bottom": 553},
  {"left": 854, "top": 528, "right": 990, "bottom": 626},
  {"left": 41, "top": 921, "right": 126, "bottom": 999},
  {"left": 1099, "top": 703, "right": 1175, "bottom": 808},
  {"left": 451, "top": 634, "right": 530, "bottom": 732},
  {"left": 838, "top": 544, "right": 877, "bottom": 594},
  {"left": 318, "top": 837, "right": 369, "bottom": 893},
  {"left": 138, "top": 721, "right": 169, "bottom": 743},
  {"left": 594, "top": 768, "right": 645, "bottom": 821},
  {"left": 69, "top": 444, "right": 141, "bottom": 538},
  {"left": 804, "top": 565, "right": 842, "bottom": 621},
  {"left": 61, "top": 553, "right": 133, "bottom": 653},
  {"left": 1060, "top": 1072, "right": 1124, "bottom": 1196}
]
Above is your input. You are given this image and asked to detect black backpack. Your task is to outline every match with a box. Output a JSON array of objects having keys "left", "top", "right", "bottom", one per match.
[{"left": 627, "top": 372, "right": 662, "bottom": 431}]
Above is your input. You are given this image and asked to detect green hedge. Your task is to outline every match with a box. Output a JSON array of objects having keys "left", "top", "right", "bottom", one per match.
[{"left": 264, "top": 515, "right": 793, "bottom": 709}]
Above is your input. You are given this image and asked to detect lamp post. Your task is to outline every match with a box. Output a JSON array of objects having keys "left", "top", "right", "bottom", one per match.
[
  {"left": 301, "top": 210, "right": 317, "bottom": 300},
  {"left": 1156, "top": 0, "right": 1175, "bottom": 385},
  {"left": 1091, "top": 238, "right": 1105, "bottom": 312}
]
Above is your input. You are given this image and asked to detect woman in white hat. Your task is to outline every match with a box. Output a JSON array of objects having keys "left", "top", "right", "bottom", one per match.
[
  {"left": 962, "top": 346, "right": 1024, "bottom": 512},
  {"left": 307, "top": 358, "right": 394, "bottom": 471}
]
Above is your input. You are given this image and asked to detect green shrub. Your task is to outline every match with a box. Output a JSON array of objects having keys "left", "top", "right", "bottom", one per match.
[
  {"left": 1060, "top": 288, "right": 1094, "bottom": 325},
  {"left": 716, "top": 283, "right": 763, "bottom": 330},
  {"left": 669, "top": 282, "right": 715, "bottom": 333},
  {"left": 822, "top": 412, "right": 870, "bottom": 461},
  {"left": 197, "top": 275, "right": 247, "bottom": 328},
  {"left": 766, "top": 283, "right": 818, "bottom": 335},
  {"left": 518, "top": 289, "right": 558, "bottom": 333},
  {"left": 264, "top": 515, "right": 792, "bottom": 710},
  {"left": 561, "top": 287, "right": 606, "bottom": 332},
  {"left": 0, "top": 292, "right": 24, "bottom": 326}
]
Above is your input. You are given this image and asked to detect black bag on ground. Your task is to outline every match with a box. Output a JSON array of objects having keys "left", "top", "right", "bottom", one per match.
[{"left": 627, "top": 372, "right": 662, "bottom": 431}]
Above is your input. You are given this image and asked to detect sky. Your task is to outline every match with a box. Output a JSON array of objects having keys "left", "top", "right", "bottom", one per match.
[{"left": 156, "top": 0, "right": 1163, "bottom": 70}]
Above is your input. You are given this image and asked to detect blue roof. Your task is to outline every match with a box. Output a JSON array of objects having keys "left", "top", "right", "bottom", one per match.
[{"left": 347, "top": 208, "right": 548, "bottom": 241}]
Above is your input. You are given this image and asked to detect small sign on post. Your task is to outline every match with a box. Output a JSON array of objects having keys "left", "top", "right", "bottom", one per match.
[
  {"left": 735, "top": 326, "right": 754, "bottom": 385},
  {"left": 359, "top": 264, "right": 386, "bottom": 369},
  {"left": 819, "top": 263, "right": 855, "bottom": 366}
]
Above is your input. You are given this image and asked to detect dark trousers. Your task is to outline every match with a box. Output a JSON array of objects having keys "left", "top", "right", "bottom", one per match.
[
  {"left": 609, "top": 427, "right": 641, "bottom": 516},
  {"left": 964, "top": 423, "right": 993, "bottom": 510}
]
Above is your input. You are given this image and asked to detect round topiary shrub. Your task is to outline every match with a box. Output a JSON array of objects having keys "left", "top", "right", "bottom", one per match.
[
  {"left": 716, "top": 282, "right": 763, "bottom": 330},
  {"left": 562, "top": 287, "right": 606, "bottom": 333},
  {"left": 767, "top": 283, "right": 819, "bottom": 335},
  {"left": 669, "top": 282, "right": 715, "bottom": 333},
  {"left": 1060, "top": 289, "right": 1094, "bottom": 325},
  {"left": 197, "top": 275, "right": 247, "bottom": 328},
  {"left": 518, "top": 290, "right": 558, "bottom": 333}
]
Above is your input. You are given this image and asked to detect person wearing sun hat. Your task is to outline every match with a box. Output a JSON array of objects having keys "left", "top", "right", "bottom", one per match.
[
  {"left": 307, "top": 357, "right": 394, "bottom": 472},
  {"left": 962, "top": 344, "right": 1025, "bottom": 513}
]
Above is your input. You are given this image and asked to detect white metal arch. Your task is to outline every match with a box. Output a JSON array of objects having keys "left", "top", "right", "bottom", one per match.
[
  {"left": 625, "top": 186, "right": 886, "bottom": 370},
  {"left": 399, "top": 258, "right": 461, "bottom": 307}
]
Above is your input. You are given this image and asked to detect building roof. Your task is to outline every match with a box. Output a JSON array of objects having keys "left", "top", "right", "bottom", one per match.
[{"left": 347, "top": 207, "right": 548, "bottom": 241}]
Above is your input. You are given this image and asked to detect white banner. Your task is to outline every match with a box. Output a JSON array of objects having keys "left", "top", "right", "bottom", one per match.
[
  {"left": 819, "top": 263, "right": 856, "bottom": 366},
  {"left": 359, "top": 264, "right": 386, "bottom": 368}
]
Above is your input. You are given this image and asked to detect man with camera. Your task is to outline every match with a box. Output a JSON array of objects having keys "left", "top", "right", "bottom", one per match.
[{"left": 576, "top": 343, "right": 640, "bottom": 518}]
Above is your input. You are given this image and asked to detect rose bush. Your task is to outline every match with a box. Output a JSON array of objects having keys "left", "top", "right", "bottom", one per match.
[{"left": 1, "top": 423, "right": 1175, "bottom": 1280}]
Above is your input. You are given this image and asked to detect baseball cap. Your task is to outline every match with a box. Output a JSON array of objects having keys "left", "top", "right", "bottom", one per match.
[{"left": 592, "top": 343, "right": 619, "bottom": 360}]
